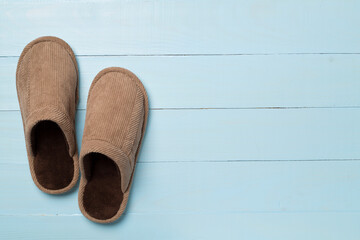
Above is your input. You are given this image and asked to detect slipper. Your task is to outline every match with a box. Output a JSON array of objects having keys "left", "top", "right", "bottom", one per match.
[
  {"left": 16, "top": 36, "right": 79, "bottom": 194},
  {"left": 78, "top": 67, "right": 149, "bottom": 223}
]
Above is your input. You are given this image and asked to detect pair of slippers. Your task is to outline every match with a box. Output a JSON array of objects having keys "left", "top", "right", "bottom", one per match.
[{"left": 16, "top": 36, "right": 149, "bottom": 223}]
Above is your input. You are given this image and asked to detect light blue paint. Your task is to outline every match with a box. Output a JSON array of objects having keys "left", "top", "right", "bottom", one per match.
[
  {"left": 1, "top": 213, "right": 360, "bottom": 240},
  {"left": 1, "top": 55, "right": 360, "bottom": 110},
  {"left": 0, "top": 0, "right": 360, "bottom": 239},
  {"left": 1, "top": 108, "right": 360, "bottom": 163},
  {"left": 1, "top": 161, "right": 360, "bottom": 215},
  {"left": 1, "top": 0, "right": 360, "bottom": 55}
]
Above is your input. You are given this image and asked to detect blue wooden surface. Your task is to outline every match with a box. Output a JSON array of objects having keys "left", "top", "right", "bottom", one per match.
[
  {"left": 1, "top": 0, "right": 360, "bottom": 239},
  {"left": 2, "top": 55, "right": 360, "bottom": 110}
]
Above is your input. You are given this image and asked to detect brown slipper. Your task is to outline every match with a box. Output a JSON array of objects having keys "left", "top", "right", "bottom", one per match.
[
  {"left": 78, "top": 67, "right": 149, "bottom": 223},
  {"left": 16, "top": 36, "right": 79, "bottom": 194}
]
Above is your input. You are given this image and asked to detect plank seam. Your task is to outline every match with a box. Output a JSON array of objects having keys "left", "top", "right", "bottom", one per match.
[
  {"left": 2, "top": 210, "right": 360, "bottom": 217},
  {"left": 2, "top": 159, "right": 360, "bottom": 166},
  {"left": 1, "top": 53, "right": 360, "bottom": 58},
  {"left": 2, "top": 106, "right": 360, "bottom": 112}
]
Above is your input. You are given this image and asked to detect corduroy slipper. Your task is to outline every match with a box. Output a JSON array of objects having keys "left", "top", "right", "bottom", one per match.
[
  {"left": 78, "top": 67, "right": 149, "bottom": 223},
  {"left": 16, "top": 36, "right": 79, "bottom": 194}
]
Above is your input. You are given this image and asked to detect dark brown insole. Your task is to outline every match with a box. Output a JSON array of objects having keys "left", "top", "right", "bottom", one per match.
[
  {"left": 32, "top": 120, "right": 74, "bottom": 190},
  {"left": 83, "top": 153, "right": 123, "bottom": 220}
]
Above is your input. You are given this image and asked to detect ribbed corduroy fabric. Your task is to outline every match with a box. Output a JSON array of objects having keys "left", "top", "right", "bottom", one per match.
[
  {"left": 78, "top": 67, "right": 149, "bottom": 223},
  {"left": 16, "top": 36, "right": 79, "bottom": 194}
]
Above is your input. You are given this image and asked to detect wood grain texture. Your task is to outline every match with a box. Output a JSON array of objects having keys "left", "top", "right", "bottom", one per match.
[
  {"left": 1, "top": 0, "right": 360, "bottom": 56},
  {"left": 1, "top": 161, "right": 359, "bottom": 215},
  {"left": 1, "top": 213, "right": 360, "bottom": 240},
  {"left": 1, "top": 0, "right": 360, "bottom": 238},
  {"left": 1, "top": 55, "right": 360, "bottom": 110},
  {"left": 1, "top": 108, "right": 359, "bottom": 164}
]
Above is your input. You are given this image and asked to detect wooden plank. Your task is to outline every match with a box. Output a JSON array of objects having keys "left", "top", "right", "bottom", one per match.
[
  {"left": 1, "top": 161, "right": 359, "bottom": 215},
  {"left": 1, "top": 108, "right": 360, "bottom": 163},
  {"left": 1, "top": 55, "right": 360, "bottom": 110},
  {"left": 1, "top": 0, "right": 360, "bottom": 56},
  {"left": 1, "top": 213, "right": 360, "bottom": 240}
]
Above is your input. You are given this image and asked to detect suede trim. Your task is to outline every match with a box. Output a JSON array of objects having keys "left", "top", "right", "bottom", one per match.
[
  {"left": 25, "top": 106, "right": 76, "bottom": 158},
  {"left": 24, "top": 106, "right": 79, "bottom": 194},
  {"left": 79, "top": 139, "right": 132, "bottom": 192}
]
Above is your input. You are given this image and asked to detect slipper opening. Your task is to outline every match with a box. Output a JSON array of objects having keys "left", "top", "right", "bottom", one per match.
[
  {"left": 82, "top": 152, "right": 123, "bottom": 220},
  {"left": 30, "top": 120, "right": 74, "bottom": 190}
]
